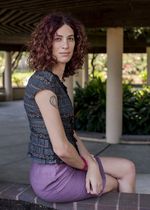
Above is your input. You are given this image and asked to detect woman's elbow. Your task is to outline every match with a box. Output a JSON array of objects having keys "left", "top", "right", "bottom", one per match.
[{"left": 53, "top": 144, "right": 70, "bottom": 159}]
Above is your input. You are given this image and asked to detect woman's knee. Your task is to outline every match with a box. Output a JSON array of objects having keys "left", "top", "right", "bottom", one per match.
[
  {"left": 124, "top": 159, "right": 136, "bottom": 177},
  {"left": 100, "top": 156, "right": 136, "bottom": 180}
]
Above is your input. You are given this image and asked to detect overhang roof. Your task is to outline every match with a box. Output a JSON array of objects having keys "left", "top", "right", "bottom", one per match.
[{"left": 1, "top": 0, "right": 150, "bottom": 52}]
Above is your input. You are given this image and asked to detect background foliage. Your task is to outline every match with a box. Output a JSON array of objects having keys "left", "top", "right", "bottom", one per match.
[
  {"left": 74, "top": 78, "right": 106, "bottom": 132},
  {"left": 74, "top": 77, "right": 150, "bottom": 135},
  {"left": 123, "top": 85, "right": 150, "bottom": 134}
]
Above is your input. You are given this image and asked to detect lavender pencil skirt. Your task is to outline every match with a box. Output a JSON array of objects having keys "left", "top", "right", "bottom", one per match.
[{"left": 30, "top": 156, "right": 106, "bottom": 203}]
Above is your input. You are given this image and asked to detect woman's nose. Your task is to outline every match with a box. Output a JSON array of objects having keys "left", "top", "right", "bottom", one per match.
[{"left": 62, "top": 39, "right": 69, "bottom": 49}]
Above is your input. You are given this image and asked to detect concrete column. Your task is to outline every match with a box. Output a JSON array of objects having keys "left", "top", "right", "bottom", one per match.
[
  {"left": 146, "top": 47, "right": 150, "bottom": 85},
  {"left": 73, "top": 54, "right": 89, "bottom": 89},
  {"left": 64, "top": 76, "right": 73, "bottom": 104},
  {"left": 4, "top": 51, "right": 13, "bottom": 101},
  {"left": 106, "top": 28, "right": 123, "bottom": 144},
  {"left": 82, "top": 54, "right": 89, "bottom": 87},
  {"left": 73, "top": 70, "right": 82, "bottom": 89}
]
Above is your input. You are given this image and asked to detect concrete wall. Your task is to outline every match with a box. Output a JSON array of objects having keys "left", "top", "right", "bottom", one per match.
[{"left": 0, "top": 88, "right": 25, "bottom": 101}]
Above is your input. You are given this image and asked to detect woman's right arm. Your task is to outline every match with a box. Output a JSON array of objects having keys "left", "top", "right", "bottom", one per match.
[{"left": 35, "top": 89, "right": 85, "bottom": 170}]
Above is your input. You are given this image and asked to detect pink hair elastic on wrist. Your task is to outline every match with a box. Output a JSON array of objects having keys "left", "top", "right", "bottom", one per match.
[{"left": 80, "top": 156, "right": 88, "bottom": 171}]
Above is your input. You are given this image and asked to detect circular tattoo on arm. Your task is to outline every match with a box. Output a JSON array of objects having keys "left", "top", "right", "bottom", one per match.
[{"left": 49, "top": 95, "right": 58, "bottom": 109}]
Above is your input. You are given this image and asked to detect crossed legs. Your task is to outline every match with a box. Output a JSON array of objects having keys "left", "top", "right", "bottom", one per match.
[{"left": 100, "top": 157, "right": 136, "bottom": 193}]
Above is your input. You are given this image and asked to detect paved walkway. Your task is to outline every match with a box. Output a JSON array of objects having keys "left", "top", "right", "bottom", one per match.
[{"left": 0, "top": 101, "right": 150, "bottom": 194}]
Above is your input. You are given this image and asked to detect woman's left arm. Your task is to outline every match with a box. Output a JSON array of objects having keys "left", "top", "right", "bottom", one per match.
[
  {"left": 74, "top": 131, "right": 103, "bottom": 195},
  {"left": 73, "top": 131, "right": 95, "bottom": 165}
]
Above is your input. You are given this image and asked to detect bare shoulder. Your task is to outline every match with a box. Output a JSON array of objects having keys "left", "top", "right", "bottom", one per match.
[{"left": 35, "top": 89, "right": 59, "bottom": 111}]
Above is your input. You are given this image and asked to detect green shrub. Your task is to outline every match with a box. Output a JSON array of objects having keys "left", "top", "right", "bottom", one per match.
[
  {"left": 123, "top": 85, "right": 150, "bottom": 134},
  {"left": 74, "top": 77, "right": 106, "bottom": 132},
  {"left": 74, "top": 77, "right": 150, "bottom": 135},
  {"left": 12, "top": 71, "right": 33, "bottom": 87}
]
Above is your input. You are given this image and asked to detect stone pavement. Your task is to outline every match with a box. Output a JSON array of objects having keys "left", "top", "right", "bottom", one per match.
[{"left": 0, "top": 100, "right": 150, "bottom": 194}]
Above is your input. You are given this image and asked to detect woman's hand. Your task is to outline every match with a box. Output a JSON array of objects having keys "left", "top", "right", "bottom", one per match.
[{"left": 86, "top": 160, "right": 103, "bottom": 195}]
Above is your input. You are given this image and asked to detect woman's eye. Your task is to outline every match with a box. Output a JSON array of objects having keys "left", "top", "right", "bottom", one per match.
[
  {"left": 54, "top": 37, "right": 61, "bottom": 41},
  {"left": 68, "top": 37, "right": 74, "bottom": 41}
]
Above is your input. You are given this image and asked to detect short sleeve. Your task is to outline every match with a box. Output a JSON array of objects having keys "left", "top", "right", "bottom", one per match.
[{"left": 27, "top": 71, "right": 57, "bottom": 98}]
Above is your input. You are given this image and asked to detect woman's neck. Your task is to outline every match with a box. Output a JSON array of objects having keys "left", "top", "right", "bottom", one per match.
[{"left": 52, "top": 63, "right": 65, "bottom": 81}]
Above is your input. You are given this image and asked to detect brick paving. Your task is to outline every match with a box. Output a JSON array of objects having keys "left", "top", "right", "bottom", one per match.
[{"left": 0, "top": 182, "right": 150, "bottom": 210}]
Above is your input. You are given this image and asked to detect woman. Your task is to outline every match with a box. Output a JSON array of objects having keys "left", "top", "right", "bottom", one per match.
[{"left": 24, "top": 13, "right": 136, "bottom": 203}]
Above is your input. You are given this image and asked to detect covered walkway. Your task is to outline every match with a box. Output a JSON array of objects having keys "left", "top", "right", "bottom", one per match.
[{"left": 1, "top": 0, "right": 150, "bottom": 144}]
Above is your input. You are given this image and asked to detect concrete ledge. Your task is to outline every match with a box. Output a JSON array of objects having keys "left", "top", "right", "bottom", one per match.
[
  {"left": 0, "top": 182, "right": 150, "bottom": 210},
  {"left": 0, "top": 88, "right": 25, "bottom": 101}
]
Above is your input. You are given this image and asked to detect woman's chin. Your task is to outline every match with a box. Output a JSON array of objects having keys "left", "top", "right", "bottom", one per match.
[{"left": 58, "top": 58, "right": 71, "bottom": 64}]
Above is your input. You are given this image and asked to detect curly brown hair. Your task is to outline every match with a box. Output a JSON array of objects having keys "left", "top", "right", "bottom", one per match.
[{"left": 28, "top": 12, "right": 88, "bottom": 78}]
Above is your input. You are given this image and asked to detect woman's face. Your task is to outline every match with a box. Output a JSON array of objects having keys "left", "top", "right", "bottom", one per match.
[{"left": 52, "top": 24, "right": 75, "bottom": 65}]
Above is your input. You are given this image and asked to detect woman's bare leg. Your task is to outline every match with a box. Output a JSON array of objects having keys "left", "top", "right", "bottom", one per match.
[
  {"left": 103, "top": 174, "right": 118, "bottom": 193},
  {"left": 100, "top": 157, "right": 136, "bottom": 193}
]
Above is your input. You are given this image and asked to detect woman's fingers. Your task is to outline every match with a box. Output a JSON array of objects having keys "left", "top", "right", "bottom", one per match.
[
  {"left": 86, "top": 177, "right": 102, "bottom": 195},
  {"left": 86, "top": 177, "right": 90, "bottom": 193},
  {"left": 85, "top": 162, "right": 103, "bottom": 195},
  {"left": 90, "top": 183, "right": 100, "bottom": 195}
]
